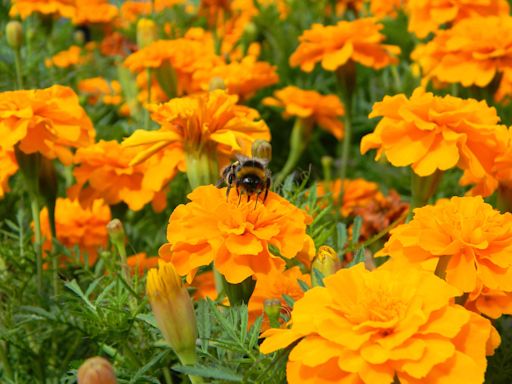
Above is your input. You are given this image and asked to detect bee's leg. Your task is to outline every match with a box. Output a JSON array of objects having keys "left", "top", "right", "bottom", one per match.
[
  {"left": 247, "top": 194, "right": 250, "bottom": 203},
  {"left": 226, "top": 184, "right": 231, "bottom": 201},
  {"left": 254, "top": 191, "right": 261, "bottom": 210},
  {"left": 238, "top": 191, "right": 243, "bottom": 206},
  {"left": 263, "top": 178, "right": 271, "bottom": 202}
]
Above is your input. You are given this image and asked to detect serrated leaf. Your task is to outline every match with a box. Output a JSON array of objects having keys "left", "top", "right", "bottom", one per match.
[
  {"left": 172, "top": 364, "right": 243, "bottom": 382},
  {"left": 337, "top": 222, "right": 348, "bottom": 251},
  {"left": 347, "top": 247, "right": 366, "bottom": 268},
  {"left": 297, "top": 279, "right": 310, "bottom": 292},
  {"left": 196, "top": 299, "right": 211, "bottom": 351},
  {"left": 311, "top": 268, "right": 325, "bottom": 287},
  {"left": 130, "top": 350, "right": 169, "bottom": 384},
  {"left": 136, "top": 313, "right": 158, "bottom": 328},
  {"left": 84, "top": 277, "right": 104, "bottom": 297},
  {"left": 351, "top": 216, "right": 362, "bottom": 245},
  {"left": 64, "top": 280, "right": 96, "bottom": 313},
  {"left": 282, "top": 294, "right": 295, "bottom": 309},
  {"left": 248, "top": 315, "right": 263, "bottom": 349}
]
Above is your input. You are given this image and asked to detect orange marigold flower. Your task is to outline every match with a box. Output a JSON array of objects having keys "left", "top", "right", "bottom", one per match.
[
  {"left": 127, "top": 252, "right": 159, "bottom": 276},
  {"left": 290, "top": 17, "right": 400, "bottom": 72},
  {"left": 369, "top": 0, "right": 403, "bottom": 18},
  {"left": 194, "top": 56, "right": 278, "bottom": 101},
  {"left": 407, "top": 0, "right": 509, "bottom": 38},
  {"left": 72, "top": 0, "right": 118, "bottom": 24},
  {"left": 189, "top": 270, "right": 218, "bottom": 301},
  {"left": 0, "top": 85, "right": 95, "bottom": 164},
  {"left": 495, "top": 70, "right": 512, "bottom": 104},
  {"left": 248, "top": 266, "right": 310, "bottom": 330},
  {"left": 412, "top": 16, "right": 512, "bottom": 87},
  {"left": 69, "top": 140, "right": 176, "bottom": 211},
  {"left": 9, "top": 0, "right": 75, "bottom": 19},
  {"left": 465, "top": 281, "right": 512, "bottom": 319},
  {"left": 40, "top": 198, "right": 111, "bottom": 265},
  {"left": 100, "top": 31, "right": 137, "bottom": 58},
  {"left": 260, "top": 263, "right": 500, "bottom": 384},
  {"left": 159, "top": 185, "right": 312, "bottom": 284},
  {"left": 0, "top": 148, "right": 18, "bottom": 199},
  {"left": 378, "top": 196, "right": 512, "bottom": 294},
  {"left": 361, "top": 88, "right": 508, "bottom": 186},
  {"left": 45, "top": 45, "right": 89, "bottom": 68},
  {"left": 119, "top": 0, "right": 186, "bottom": 26},
  {"left": 78, "top": 77, "right": 122, "bottom": 105},
  {"left": 122, "top": 90, "right": 270, "bottom": 169},
  {"left": 264, "top": 86, "right": 345, "bottom": 140}
]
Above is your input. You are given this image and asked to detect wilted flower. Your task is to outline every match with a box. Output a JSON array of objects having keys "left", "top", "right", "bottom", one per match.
[
  {"left": 412, "top": 16, "right": 512, "bottom": 87},
  {"left": 9, "top": 0, "right": 75, "bottom": 19},
  {"left": 290, "top": 18, "right": 400, "bottom": 72},
  {"left": 146, "top": 261, "right": 198, "bottom": 365},
  {"left": 39, "top": 198, "right": 111, "bottom": 265},
  {"left": 263, "top": 86, "right": 345, "bottom": 140},
  {"left": 159, "top": 185, "right": 312, "bottom": 283},
  {"left": 77, "top": 356, "right": 116, "bottom": 384},
  {"left": 69, "top": 140, "right": 176, "bottom": 211},
  {"left": 378, "top": 196, "right": 512, "bottom": 295},
  {"left": 260, "top": 263, "right": 500, "bottom": 384},
  {"left": 0, "top": 85, "right": 95, "bottom": 164},
  {"left": 361, "top": 88, "right": 507, "bottom": 191},
  {"left": 407, "top": 0, "right": 509, "bottom": 38},
  {"left": 248, "top": 266, "right": 310, "bottom": 330},
  {"left": 0, "top": 148, "right": 18, "bottom": 199}
]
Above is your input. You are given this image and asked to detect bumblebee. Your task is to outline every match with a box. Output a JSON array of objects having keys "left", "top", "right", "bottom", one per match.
[{"left": 218, "top": 155, "right": 272, "bottom": 207}]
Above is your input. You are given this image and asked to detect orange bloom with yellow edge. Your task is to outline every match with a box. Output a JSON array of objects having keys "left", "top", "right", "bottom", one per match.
[
  {"left": 264, "top": 86, "right": 345, "bottom": 140},
  {"left": 0, "top": 148, "right": 18, "bottom": 199},
  {"left": 407, "top": 0, "right": 509, "bottom": 38},
  {"left": 260, "top": 263, "right": 500, "bottom": 384},
  {"left": 194, "top": 56, "right": 278, "bottom": 101},
  {"left": 248, "top": 266, "right": 310, "bottom": 330},
  {"left": 69, "top": 140, "right": 176, "bottom": 211},
  {"left": 290, "top": 18, "right": 400, "bottom": 72},
  {"left": 0, "top": 85, "right": 95, "bottom": 164},
  {"left": 159, "top": 185, "right": 312, "bottom": 284},
  {"left": 378, "top": 196, "right": 512, "bottom": 295},
  {"left": 9, "top": 0, "right": 75, "bottom": 19},
  {"left": 412, "top": 16, "right": 512, "bottom": 87},
  {"left": 72, "top": 0, "right": 118, "bottom": 24},
  {"left": 122, "top": 90, "right": 270, "bottom": 168},
  {"left": 40, "top": 198, "right": 111, "bottom": 265},
  {"left": 361, "top": 88, "right": 508, "bottom": 186},
  {"left": 78, "top": 77, "right": 122, "bottom": 106}
]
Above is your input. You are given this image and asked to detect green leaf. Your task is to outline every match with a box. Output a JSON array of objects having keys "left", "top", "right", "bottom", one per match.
[
  {"left": 297, "top": 279, "right": 310, "bottom": 292},
  {"left": 351, "top": 216, "right": 362, "bottom": 245},
  {"left": 311, "top": 268, "right": 325, "bottom": 287},
  {"left": 282, "top": 294, "right": 295, "bottom": 309},
  {"left": 136, "top": 313, "right": 158, "bottom": 329},
  {"left": 347, "top": 247, "right": 366, "bottom": 268},
  {"left": 130, "top": 350, "right": 170, "bottom": 384},
  {"left": 172, "top": 364, "right": 243, "bottom": 382},
  {"left": 196, "top": 299, "right": 211, "bottom": 351},
  {"left": 64, "top": 280, "right": 97, "bottom": 313},
  {"left": 336, "top": 222, "right": 348, "bottom": 251}
]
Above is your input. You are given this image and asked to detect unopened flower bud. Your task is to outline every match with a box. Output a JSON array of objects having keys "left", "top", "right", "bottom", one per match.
[
  {"left": 263, "top": 298, "right": 281, "bottom": 328},
  {"left": 106, "top": 219, "right": 125, "bottom": 246},
  {"left": 73, "top": 29, "right": 85, "bottom": 45},
  {"left": 243, "top": 21, "right": 257, "bottom": 41},
  {"left": 147, "top": 261, "right": 198, "bottom": 365},
  {"left": 321, "top": 156, "right": 333, "bottom": 182},
  {"left": 311, "top": 245, "right": 340, "bottom": 286},
  {"left": 251, "top": 140, "right": 272, "bottom": 162},
  {"left": 77, "top": 356, "right": 116, "bottom": 384},
  {"left": 6, "top": 20, "right": 23, "bottom": 50},
  {"left": 137, "top": 18, "right": 157, "bottom": 49},
  {"left": 208, "top": 76, "right": 226, "bottom": 91}
]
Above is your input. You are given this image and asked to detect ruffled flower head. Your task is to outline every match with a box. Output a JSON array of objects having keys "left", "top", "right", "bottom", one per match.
[
  {"left": 412, "top": 16, "right": 512, "bottom": 87},
  {"left": 69, "top": 140, "right": 176, "bottom": 211},
  {"left": 361, "top": 88, "right": 508, "bottom": 192},
  {"left": 159, "top": 185, "right": 312, "bottom": 284},
  {"left": 9, "top": 0, "right": 75, "bottom": 19},
  {"left": 0, "top": 85, "right": 95, "bottom": 164},
  {"left": 0, "top": 148, "right": 18, "bottom": 199},
  {"left": 122, "top": 90, "right": 270, "bottom": 168},
  {"left": 261, "top": 263, "right": 500, "bottom": 384},
  {"left": 39, "top": 198, "right": 111, "bottom": 265},
  {"left": 290, "top": 17, "right": 400, "bottom": 72},
  {"left": 378, "top": 196, "right": 512, "bottom": 295},
  {"left": 263, "top": 86, "right": 345, "bottom": 140},
  {"left": 72, "top": 0, "right": 118, "bottom": 24},
  {"left": 407, "top": 0, "right": 509, "bottom": 38},
  {"left": 78, "top": 77, "right": 123, "bottom": 106}
]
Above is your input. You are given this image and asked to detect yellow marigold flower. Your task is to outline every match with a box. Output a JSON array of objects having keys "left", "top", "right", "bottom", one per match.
[
  {"left": 159, "top": 185, "right": 312, "bottom": 284},
  {"left": 264, "top": 86, "right": 345, "bottom": 140},
  {"left": 378, "top": 196, "right": 512, "bottom": 294},
  {"left": 407, "top": 0, "right": 509, "bottom": 38},
  {"left": 260, "top": 263, "right": 500, "bottom": 384},
  {"left": 412, "top": 16, "right": 512, "bottom": 87},
  {"left": 248, "top": 266, "right": 310, "bottom": 330},
  {"left": 9, "top": 0, "right": 75, "bottom": 19},
  {"left": 78, "top": 77, "right": 122, "bottom": 106},
  {"left": 45, "top": 45, "right": 89, "bottom": 68},
  {"left": 147, "top": 261, "right": 198, "bottom": 365},
  {"left": 0, "top": 85, "right": 95, "bottom": 164},
  {"left": 361, "top": 88, "right": 508, "bottom": 183},
  {"left": 194, "top": 56, "right": 278, "bottom": 101},
  {"left": 0, "top": 148, "right": 18, "bottom": 199},
  {"left": 72, "top": 0, "right": 118, "bottom": 24},
  {"left": 290, "top": 17, "right": 400, "bottom": 72},
  {"left": 39, "top": 198, "right": 111, "bottom": 265},
  {"left": 465, "top": 281, "right": 512, "bottom": 319},
  {"left": 69, "top": 140, "right": 177, "bottom": 211},
  {"left": 122, "top": 90, "right": 270, "bottom": 168}
]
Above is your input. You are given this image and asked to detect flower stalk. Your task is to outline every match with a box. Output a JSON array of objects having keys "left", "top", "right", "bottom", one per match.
[
  {"left": 185, "top": 146, "right": 219, "bottom": 189},
  {"left": 222, "top": 275, "right": 256, "bottom": 306},
  {"left": 410, "top": 170, "right": 443, "bottom": 211}
]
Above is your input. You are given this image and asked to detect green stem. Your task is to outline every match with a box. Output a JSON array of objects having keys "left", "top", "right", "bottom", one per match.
[
  {"left": 434, "top": 255, "right": 451, "bottom": 280},
  {"left": 0, "top": 342, "right": 13, "bottom": 380},
  {"left": 176, "top": 350, "right": 203, "bottom": 384},
  {"left": 30, "top": 195, "right": 43, "bottom": 295},
  {"left": 410, "top": 170, "right": 443, "bottom": 212},
  {"left": 274, "top": 118, "right": 307, "bottom": 188},
  {"left": 14, "top": 48, "right": 23, "bottom": 89},
  {"left": 222, "top": 275, "right": 256, "bottom": 306},
  {"left": 185, "top": 147, "right": 219, "bottom": 189},
  {"left": 163, "top": 366, "right": 174, "bottom": 384},
  {"left": 338, "top": 110, "right": 352, "bottom": 200},
  {"left": 144, "top": 68, "right": 152, "bottom": 130}
]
